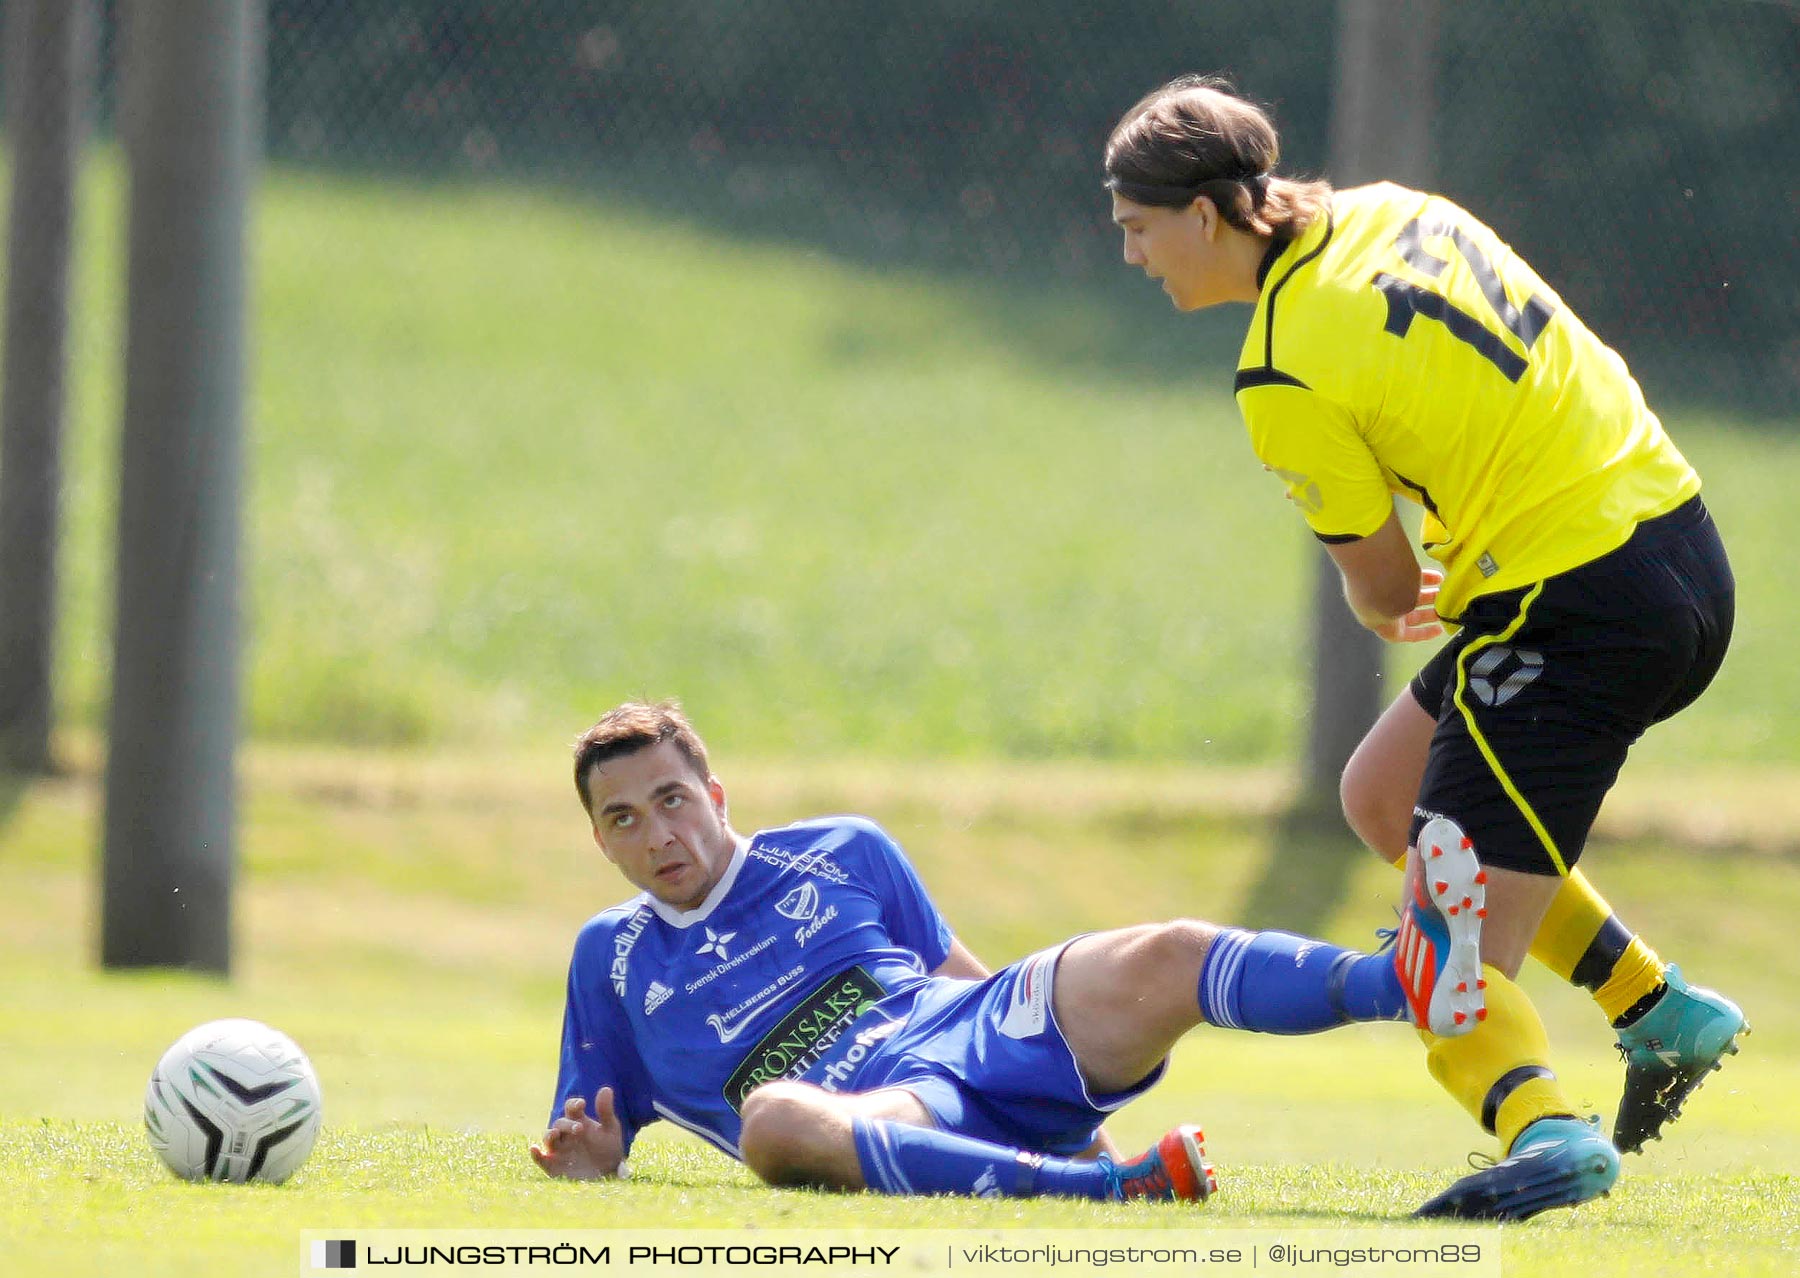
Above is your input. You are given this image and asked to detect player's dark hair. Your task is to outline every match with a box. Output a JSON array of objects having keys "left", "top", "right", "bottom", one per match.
[
  {"left": 1104, "top": 74, "right": 1332, "bottom": 240},
  {"left": 572, "top": 700, "right": 712, "bottom": 818}
]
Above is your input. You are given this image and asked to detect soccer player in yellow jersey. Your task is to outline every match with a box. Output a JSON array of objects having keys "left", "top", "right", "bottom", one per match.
[{"left": 1104, "top": 75, "right": 1747, "bottom": 1219}]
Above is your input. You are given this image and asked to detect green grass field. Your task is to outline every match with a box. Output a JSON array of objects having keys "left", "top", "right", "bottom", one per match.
[
  {"left": 36, "top": 156, "right": 1800, "bottom": 765},
  {"left": 6, "top": 157, "right": 1798, "bottom": 1274},
  {"left": 2, "top": 751, "right": 1796, "bottom": 1276}
]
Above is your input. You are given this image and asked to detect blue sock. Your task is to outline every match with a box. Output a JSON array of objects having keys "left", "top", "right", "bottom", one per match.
[
  {"left": 851, "top": 1117, "right": 1113, "bottom": 1199},
  {"left": 1198, "top": 928, "right": 1407, "bottom": 1033}
]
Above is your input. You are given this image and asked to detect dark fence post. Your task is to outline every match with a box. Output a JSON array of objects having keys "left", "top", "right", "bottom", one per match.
[
  {"left": 0, "top": 0, "right": 93, "bottom": 774},
  {"left": 101, "top": 0, "right": 261, "bottom": 972},
  {"left": 1300, "top": 0, "right": 1441, "bottom": 815}
]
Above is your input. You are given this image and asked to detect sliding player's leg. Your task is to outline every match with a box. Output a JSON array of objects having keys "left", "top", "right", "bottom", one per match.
[
  {"left": 738, "top": 930, "right": 1228, "bottom": 1204},
  {"left": 738, "top": 1082, "right": 929, "bottom": 1190},
  {"left": 747, "top": 915, "right": 1427, "bottom": 1202},
  {"left": 738, "top": 1077, "right": 1217, "bottom": 1201}
]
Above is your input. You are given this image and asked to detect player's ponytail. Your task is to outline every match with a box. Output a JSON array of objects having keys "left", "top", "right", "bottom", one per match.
[{"left": 1104, "top": 75, "right": 1331, "bottom": 242}]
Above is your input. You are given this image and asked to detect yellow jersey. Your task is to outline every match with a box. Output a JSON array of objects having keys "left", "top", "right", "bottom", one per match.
[{"left": 1235, "top": 182, "right": 1699, "bottom": 621}]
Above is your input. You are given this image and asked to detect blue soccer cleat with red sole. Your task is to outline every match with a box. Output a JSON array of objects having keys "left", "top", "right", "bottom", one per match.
[{"left": 1104, "top": 1124, "right": 1219, "bottom": 1203}]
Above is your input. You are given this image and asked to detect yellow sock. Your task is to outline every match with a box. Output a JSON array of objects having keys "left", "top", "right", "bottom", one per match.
[
  {"left": 1590, "top": 939, "right": 1666, "bottom": 1024},
  {"left": 1420, "top": 966, "right": 1577, "bottom": 1153},
  {"left": 1527, "top": 869, "right": 1666, "bottom": 1023}
]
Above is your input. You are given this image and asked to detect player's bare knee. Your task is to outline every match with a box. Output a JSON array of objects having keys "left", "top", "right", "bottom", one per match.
[
  {"left": 1140, "top": 918, "right": 1218, "bottom": 972},
  {"left": 1339, "top": 760, "right": 1372, "bottom": 840},
  {"left": 1339, "top": 757, "right": 1391, "bottom": 860},
  {"left": 738, "top": 1082, "right": 832, "bottom": 1184}
]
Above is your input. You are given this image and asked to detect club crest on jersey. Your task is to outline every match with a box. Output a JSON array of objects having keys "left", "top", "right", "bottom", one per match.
[
  {"left": 775, "top": 881, "right": 837, "bottom": 944},
  {"left": 775, "top": 881, "right": 820, "bottom": 921}
]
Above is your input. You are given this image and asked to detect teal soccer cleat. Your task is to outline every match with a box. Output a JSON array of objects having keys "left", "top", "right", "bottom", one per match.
[
  {"left": 1104, "top": 1124, "right": 1219, "bottom": 1203},
  {"left": 1414, "top": 1116, "right": 1620, "bottom": 1221},
  {"left": 1613, "top": 965, "right": 1748, "bottom": 1154}
]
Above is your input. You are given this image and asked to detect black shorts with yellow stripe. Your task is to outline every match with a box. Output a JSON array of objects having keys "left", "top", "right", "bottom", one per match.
[{"left": 1407, "top": 496, "right": 1734, "bottom": 877}]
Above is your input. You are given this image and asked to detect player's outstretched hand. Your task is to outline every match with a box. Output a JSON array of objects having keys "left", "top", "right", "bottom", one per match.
[
  {"left": 529, "top": 1087, "right": 626, "bottom": 1180},
  {"left": 1373, "top": 567, "right": 1446, "bottom": 644}
]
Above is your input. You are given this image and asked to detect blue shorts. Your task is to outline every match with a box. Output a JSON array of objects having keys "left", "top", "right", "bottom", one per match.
[{"left": 833, "top": 940, "right": 1167, "bottom": 1156}]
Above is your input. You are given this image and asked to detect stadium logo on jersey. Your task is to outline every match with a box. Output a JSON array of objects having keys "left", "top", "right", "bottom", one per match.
[
  {"left": 696, "top": 927, "right": 736, "bottom": 961},
  {"left": 610, "top": 907, "right": 653, "bottom": 997},
  {"left": 643, "top": 981, "right": 674, "bottom": 1016},
  {"left": 1466, "top": 644, "right": 1544, "bottom": 707},
  {"left": 722, "top": 966, "right": 886, "bottom": 1111},
  {"left": 775, "top": 881, "right": 820, "bottom": 921},
  {"left": 999, "top": 950, "right": 1054, "bottom": 1039}
]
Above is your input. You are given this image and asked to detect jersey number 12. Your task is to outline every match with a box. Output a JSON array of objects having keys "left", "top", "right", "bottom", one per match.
[{"left": 1372, "top": 216, "right": 1555, "bottom": 383}]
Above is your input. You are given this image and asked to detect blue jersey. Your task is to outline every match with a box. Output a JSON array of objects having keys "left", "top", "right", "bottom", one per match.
[{"left": 551, "top": 817, "right": 956, "bottom": 1159}]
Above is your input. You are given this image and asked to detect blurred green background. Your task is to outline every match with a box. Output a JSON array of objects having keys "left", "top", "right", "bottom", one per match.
[{"left": 5, "top": 0, "right": 1797, "bottom": 767}]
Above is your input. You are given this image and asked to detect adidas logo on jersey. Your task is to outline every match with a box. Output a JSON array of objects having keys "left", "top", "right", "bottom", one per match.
[{"left": 643, "top": 981, "right": 674, "bottom": 1016}]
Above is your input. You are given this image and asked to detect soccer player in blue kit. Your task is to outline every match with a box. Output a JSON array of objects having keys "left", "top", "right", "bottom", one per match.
[{"left": 531, "top": 701, "right": 1467, "bottom": 1202}]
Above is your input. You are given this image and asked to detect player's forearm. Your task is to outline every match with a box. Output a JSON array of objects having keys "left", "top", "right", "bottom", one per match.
[
  {"left": 1343, "top": 576, "right": 1412, "bottom": 632},
  {"left": 1323, "top": 510, "right": 1423, "bottom": 633},
  {"left": 932, "top": 937, "right": 990, "bottom": 980}
]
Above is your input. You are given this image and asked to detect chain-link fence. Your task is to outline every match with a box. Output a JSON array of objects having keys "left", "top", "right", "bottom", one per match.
[
  {"left": 2, "top": 0, "right": 1798, "bottom": 763},
  {"left": 259, "top": 0, "right": 1798, "bottom": 407},
  {"left": 4, "top": 0, "right": 1796, "bottom": 407}
]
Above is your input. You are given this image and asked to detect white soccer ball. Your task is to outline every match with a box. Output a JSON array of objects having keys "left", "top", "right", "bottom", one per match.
[{"left": 143, "top": 1018, "right": 323, "bottom": 1184}]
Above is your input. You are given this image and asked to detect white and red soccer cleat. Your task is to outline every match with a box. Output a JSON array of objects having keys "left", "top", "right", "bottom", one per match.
[{"left": 1395, "top": 815, "right": 1489, "bottom": 1037}]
